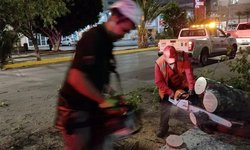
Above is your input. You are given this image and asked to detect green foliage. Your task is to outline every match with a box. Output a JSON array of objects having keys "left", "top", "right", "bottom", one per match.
[
  {"left": 0, "top": 0, "right": 68, "bottom": 35},
  {"left": 226, "top": 47, "right": 250, "bottom": 91},
  {"left": 155, "top": 28, "right": 176, "bottom": 40},
  {"left": 194, "top": 46, "right": 250, "bottom": 92},
  {"left": 0, "top": 0, "right": 68, "bottom": 56},
  {"left": 135, "top": 0, "right": 168, "bottom": 48},
  {"left": 161, "top": 2, "right": 188, "bottom": 37},
  {"left": 0, "top": 23, "right": 18, "bottom": 66},
  {"left": 196, "top": 68, "right": 214, "bottom": 78},
  {"left": 136, "top": 0, "right": 167, "bottom": 22},
  {"left": 125, "top": 86, "right": 160, "bottom": 110},
  {"left": 125, "top": 90, "right": 143, "bottom": 110},
  {"left": 54, "top": 0, "right": 103, "bottom": 36},
  {"left": 152, "top": 87, "right": 160, "bottom": 110},
  {"left": 38, "top": 0, "right": 102, "bottom": 51}
]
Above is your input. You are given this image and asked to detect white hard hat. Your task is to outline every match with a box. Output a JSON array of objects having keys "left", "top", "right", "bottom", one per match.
[{"left": 110, "top": 0, "right": 142, "bottom": 26}]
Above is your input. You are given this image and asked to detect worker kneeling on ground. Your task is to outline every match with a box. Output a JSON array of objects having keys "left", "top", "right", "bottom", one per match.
[{"left": 154, "top": 46, "right": 196, "bottom": 138}]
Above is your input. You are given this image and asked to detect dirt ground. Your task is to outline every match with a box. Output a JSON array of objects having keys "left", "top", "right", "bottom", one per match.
[
  {"left": 1, "top": 85, "right": 250, "bottom": 150},
  {"left": 0, "top": 86, "right": 193, "bottom": 150}
]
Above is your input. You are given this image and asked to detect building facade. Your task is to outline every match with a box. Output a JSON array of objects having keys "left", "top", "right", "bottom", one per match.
[{"left": 208, "top": 0, "right": 250, "bottom": 30}]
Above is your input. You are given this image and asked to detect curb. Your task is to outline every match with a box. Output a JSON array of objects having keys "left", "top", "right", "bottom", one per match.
[{"left": 2, "top": 47, "right": 157, "bottom": 70}]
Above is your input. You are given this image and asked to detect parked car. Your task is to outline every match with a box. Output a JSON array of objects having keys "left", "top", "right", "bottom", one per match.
[{"left": 60, "top": 38, "right": 76, "bottom": 46}]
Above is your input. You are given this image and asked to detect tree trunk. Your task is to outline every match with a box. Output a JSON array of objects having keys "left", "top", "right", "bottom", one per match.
[
  {"left": 52, "top": 32, "right": 61, "bottom": 51},
  {"left": 30, "top": 36, "right": 41, "bottom": 61},
  {"left": 194, "top": 77, "right": 250, "bottom": 121},
  {"left": 40, "top": 28, "right": 61, "bottom": 51},
  {"left": 137, "top": 22, "right": 148, "bottom": 48},
  {"left": 190, "top": 111, "right": 250, "bottom": 139}
]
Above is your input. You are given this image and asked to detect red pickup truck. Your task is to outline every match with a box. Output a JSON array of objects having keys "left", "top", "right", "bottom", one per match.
[{"left": 227, "top": 22, "right": 250, "bottom": 49}]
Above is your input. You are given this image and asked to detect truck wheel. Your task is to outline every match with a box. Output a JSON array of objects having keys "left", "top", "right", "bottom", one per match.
[
  {"left": 200, "top": 50, "right": 208, "bottom": 66},
  {"left": 229, "top": 45, "right": 237, "bottom": 59}
]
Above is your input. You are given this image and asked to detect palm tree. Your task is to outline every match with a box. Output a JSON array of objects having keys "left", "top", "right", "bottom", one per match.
[{"left": 135, "top": 0, "right": 167, "bottom": 48}]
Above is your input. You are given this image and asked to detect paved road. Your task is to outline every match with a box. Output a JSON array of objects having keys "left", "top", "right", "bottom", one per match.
[{"left": 0, "top": 51, "right": 157, "bottom": 136}]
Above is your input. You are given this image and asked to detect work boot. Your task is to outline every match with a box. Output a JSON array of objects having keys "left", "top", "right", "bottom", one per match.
[{"left": 156, "top": 130, "right": 168, "bottom": 138}]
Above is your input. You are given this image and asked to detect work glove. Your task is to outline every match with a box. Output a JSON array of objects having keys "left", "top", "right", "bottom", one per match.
[
  {"left": 99, "top": 99, "right": 117, "bottom": 109},
  {"left": 99, "top": 96, "right": 128, "bottom": 116},
  {"left": 174, "top": 89, "right": 189, "bottom": 100}
]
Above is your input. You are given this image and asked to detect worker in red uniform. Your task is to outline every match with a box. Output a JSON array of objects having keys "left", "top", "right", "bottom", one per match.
[{"left": 154, "top": 46, "right": 195, "bottom": 138}]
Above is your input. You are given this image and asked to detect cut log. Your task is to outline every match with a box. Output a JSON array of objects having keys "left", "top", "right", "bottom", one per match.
[
  {"left": 189, "top": 111, "right": 217, "bottom": 134},
  {"left": 202, "top": 90, "right": 218, "bottom": 112},
  {"left": 165, "top": 134, "right": 183, "bottom": 148},
  {"left": 194, "top": 77, "right": 250, "bottom": 121},
  {"left": 189, "top": 112, "right": 197, "bottom": 126},
  {"left": 194, "top": 77, "right": 207, "bottom": 94}
]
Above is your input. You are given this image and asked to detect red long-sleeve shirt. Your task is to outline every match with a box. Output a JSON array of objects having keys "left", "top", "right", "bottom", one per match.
[{"left": 155, "top": 55, "right": 195, "bottom": 99}]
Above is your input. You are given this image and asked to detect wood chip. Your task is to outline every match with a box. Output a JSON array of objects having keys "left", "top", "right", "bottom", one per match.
[{"left": 166, "top": 134, "right": 183, "bottom": 148}]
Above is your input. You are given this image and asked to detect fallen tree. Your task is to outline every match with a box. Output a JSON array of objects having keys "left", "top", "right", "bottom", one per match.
[
  {"left": 194, "top": 77, "right": 250, "bottom": 121},
  {"left": 190, "top": 77, "right": 250, "bottom": 138}
]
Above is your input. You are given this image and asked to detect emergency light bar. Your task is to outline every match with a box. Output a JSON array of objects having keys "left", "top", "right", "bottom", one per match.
[{"left": 191, "top": 22, "right": 217, "bottom": 28}]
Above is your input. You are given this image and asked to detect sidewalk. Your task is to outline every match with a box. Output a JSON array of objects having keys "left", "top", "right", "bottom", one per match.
[{"left": 2, "top": 46, "right": 157, "bottom": 70}]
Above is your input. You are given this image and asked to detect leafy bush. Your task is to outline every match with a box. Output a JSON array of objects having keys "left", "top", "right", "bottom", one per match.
[
  {"left": 125, "top": 86, "right": 160, "bottom": 110},
  {"left": 226, "top": 47, "right": 250, "bottom": 91},
  {"left": 155, "top": 31, "right": 174, "bottom": 47},
  {"left": 0, "top": 25, "right": 18, "bottom": 67},
  {"left": 125, "top": 90, "right": 143, "bottom": 110}
]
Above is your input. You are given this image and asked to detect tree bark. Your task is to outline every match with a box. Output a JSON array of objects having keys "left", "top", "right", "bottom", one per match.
[
  {"left": 190, "top": 111, "right": 250, "bottom": 139},
  {"left": 137, "top": 22, "right": 148, "bottom": 48},
  {"left": 40, "top": 28, "right": 61, "bottom": 51},
  {"left": 194, "top": 77, "right": 250, "bottom": 121},
  {"left": 30, "top": 36, "right": 41, "bottom": 61}
]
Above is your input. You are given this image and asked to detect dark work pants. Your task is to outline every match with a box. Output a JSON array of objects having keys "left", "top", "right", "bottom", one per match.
[{"left": 157, "top": 96, "right": 172, "bottom": 136}]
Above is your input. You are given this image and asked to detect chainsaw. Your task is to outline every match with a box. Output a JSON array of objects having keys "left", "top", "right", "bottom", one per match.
[{"left": 168, "top": 97, "right": 232, "bottom": 128}]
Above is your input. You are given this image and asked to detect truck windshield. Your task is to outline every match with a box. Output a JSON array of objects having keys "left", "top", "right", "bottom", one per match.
[{"left": 180, "top": 29, "right": 206, "bottom": 37}]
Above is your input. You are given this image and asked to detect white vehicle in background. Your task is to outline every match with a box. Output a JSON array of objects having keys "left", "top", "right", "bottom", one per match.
[
  {"left": 60, "top": 38, "right": 77, "bottom": 46},
  {"left": 158, "top": 22, "right": 237, "bottom": 66}
]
